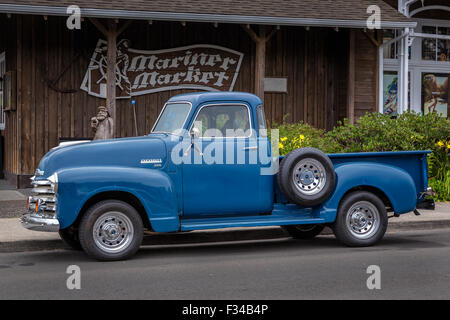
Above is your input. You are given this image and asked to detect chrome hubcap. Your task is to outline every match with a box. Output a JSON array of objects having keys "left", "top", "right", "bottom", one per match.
[
  {"left": 346, "top": 201, "right": 380, "bottom": 239},
  {"left": 93, "top": 211, "right": 134, "bottom": 254},
  {"left": 292, "top": 158, "right": 326, "bottom": 195}
]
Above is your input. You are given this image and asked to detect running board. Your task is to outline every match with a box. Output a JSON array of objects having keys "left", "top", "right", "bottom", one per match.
[{"left": 180, "top": 205, "right": 326, "bottom": 231}]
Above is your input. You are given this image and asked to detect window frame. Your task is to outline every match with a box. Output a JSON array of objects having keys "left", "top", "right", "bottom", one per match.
[
  {"left": 189, "top": 103, "right": 253, "bottom": 139},
  {"left": 151, "top": 101, "right": 193, "bottom": 134},
  {"left": 256, "top": 104, "right": 268, "bottom": 137}
]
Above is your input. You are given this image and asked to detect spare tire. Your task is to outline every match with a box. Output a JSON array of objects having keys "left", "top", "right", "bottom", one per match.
[{"left": 277, "top": 147, "right": 335, "bottom": 207}]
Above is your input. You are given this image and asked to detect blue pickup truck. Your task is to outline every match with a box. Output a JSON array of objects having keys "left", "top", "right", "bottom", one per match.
[{"left": 21, "top": 92, "right": 433, "bottom": 261}]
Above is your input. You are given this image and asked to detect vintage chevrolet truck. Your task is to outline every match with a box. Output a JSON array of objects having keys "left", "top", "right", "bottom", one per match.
[{"left": 21, "top": 92, "right": 433, "bottom": 261}]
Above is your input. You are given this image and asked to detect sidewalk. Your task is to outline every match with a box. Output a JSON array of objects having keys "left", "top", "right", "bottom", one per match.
[{"left": 0, "top": 180, "right": 32, "bottom": 218}]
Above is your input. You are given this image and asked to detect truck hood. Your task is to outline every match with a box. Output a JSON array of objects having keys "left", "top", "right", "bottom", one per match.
[{"left": 36, "top": 135, "right": 167, "bottom": 177}]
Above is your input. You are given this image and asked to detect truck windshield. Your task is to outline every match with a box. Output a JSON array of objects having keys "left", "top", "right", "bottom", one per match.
[{"left": 152, "top": 102, "right": 191, "bottom": 134}]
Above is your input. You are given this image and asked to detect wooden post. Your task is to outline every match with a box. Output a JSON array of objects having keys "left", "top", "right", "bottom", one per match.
[
  {"left": 242, "top": 25, "right": 278, "bottom": 103},
  {"left": 347, "top": 30, "right": 355, "bottom": 124},
  {"left": 106, "top": 20, "right": 117, "bottom": 135},
  {"left": 255, "top": 26, "right": 266, "bottom": 101},
  {"left": 89, "top": 18, "right": 132, "bottom": 138}
]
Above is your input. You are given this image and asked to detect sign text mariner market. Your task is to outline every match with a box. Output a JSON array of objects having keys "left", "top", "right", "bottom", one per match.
[{"left": 81, "top": 39, "right": 244, "bottom": 98}]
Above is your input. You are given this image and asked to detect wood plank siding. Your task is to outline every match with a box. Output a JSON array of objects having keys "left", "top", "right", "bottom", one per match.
[{"left": 0, "top": 15, "right": 378, "bottom": 182}]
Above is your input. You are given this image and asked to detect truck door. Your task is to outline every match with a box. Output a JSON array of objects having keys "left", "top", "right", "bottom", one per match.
[{"left": 182, "top": 103, "right": 268, "bottom": 216}]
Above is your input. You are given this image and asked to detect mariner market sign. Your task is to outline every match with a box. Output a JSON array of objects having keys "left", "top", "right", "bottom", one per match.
[{"left": 81, "top": 40, "right": 244, "bottom": 98}]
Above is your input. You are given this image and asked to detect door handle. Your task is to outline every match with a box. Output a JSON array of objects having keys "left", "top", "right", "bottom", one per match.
[{"left": 242, "top": 146, "right": 258, "bottom": 151}]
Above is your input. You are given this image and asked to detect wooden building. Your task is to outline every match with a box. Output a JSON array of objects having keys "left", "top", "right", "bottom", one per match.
[{"left": 0, "top": 0, "right": 435, "bottom": 187}]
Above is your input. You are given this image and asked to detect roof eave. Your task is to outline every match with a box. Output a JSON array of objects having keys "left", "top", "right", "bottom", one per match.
[{"left": 0, "top": 4, "right": 417, "bottom": 29}]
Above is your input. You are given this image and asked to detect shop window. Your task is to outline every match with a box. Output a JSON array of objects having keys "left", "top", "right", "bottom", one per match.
[
  {"left": 383, "top": 71, "right": 410, "bottom": 116},
  {"left": 422, "top": 26, "right": 450, "bottom": 62},
  {"left": 422, "top": 73, "right": 449, "bottom": 117},
  {"left": 383, "top": 29, "right": 411, "bottom": 60}
]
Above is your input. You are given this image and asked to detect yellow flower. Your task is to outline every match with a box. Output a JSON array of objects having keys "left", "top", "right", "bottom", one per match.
[
  {"left": 447, "top": 143, "right": 450, "bottom": 149},
  {"left": 437, "top": 141, "right": 444, "bottom": 147},
  {"left": 279, "top": 143, "right": 284, "bottom": 149},
  {"left": 300, "top": 134, "right": 305, "bottom": 140},
  {"left": 280, "top": 137, "right": 287, "bottom": 142}
]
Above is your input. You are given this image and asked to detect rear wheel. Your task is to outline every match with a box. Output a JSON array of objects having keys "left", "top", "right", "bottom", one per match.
[
  {"left": 333, "top": 191, "right": 388, "bottom": 247},
  {"left": 79, "top": 200, "right": 144, "bottom": 261},
  {"left": 282, "top": 224, "right": 325, "bottom": 239}
]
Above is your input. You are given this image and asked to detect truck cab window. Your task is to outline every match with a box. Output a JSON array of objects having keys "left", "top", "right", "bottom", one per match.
[
  {"left": 192, "top": 105, "right": 251, "bottom": 137},
  {"left": 256, "top": 105, "right": 268, "bottom": 136},
  {"left": 152, "top": 102, "right": 191, "bottom": 134}
]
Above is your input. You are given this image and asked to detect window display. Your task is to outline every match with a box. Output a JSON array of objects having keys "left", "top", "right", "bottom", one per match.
[
  {"left": 422, "top": 73, "right": 449, "bottom": 117},
  {"left": 422, "top": 26, "right": 450, "bottom": 62}
]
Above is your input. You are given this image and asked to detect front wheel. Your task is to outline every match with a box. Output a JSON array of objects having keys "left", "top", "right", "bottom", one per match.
[
  {"left": 78, "top": 200, "right": 144, "bottom": 261},
  {"left": 282, "top": 224, "right": 325, "bottom": 239},
  {"left": 59, "top": 227, "right": 82, "bottom": 250},
  {"left": 333, "top": 191, "right": 388, "bottom": 247}
]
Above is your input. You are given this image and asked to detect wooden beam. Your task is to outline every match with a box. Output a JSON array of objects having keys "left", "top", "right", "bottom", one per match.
[
  {"left": 266, "top": 27, "right": 278, "bottom": 43},
  {"left": 361, "top": 29, "right": 380, "bottom": 47},
  {"left": 89, "top": 18, "right": 108, "bottom": 37},
  {"left": 242, "top": 25, "right": 260, "bottom": 44},
  {"left": 347, "top": 30, "right": 356, "bottom": 124}
]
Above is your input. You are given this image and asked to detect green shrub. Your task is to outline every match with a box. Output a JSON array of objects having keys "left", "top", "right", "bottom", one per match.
[
  {"left": 273, "top": 112, "right": 450, "bottom": 201},
  {"left": 271, "top": 121, "right": 334, "bottom": 155}
]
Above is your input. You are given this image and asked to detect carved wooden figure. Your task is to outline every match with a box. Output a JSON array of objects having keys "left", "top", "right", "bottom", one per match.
[{"left": 91, "top": 106, "right": 114, "bottom": 140}]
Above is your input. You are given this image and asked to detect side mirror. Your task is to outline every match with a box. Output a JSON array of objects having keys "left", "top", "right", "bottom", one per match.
[{"left": 191, "top": 127, "right": 200, "bottom": 140}]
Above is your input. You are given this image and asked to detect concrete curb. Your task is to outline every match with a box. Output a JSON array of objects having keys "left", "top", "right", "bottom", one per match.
[{"left": 0, "top": 227, "right": 288, "bottom": 253}]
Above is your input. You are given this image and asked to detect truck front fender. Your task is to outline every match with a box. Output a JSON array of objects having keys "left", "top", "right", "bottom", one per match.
[
  {"left": 56, "top": 166, "right": 179, "bottom": 232},
  {"left": 318, "top": 162, "right": 417, "bottom": 221}
]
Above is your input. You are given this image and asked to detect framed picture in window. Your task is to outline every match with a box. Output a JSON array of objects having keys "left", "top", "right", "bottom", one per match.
[
  {"left": 383, "top": 72, "right": 398, "bottom": 116},
  {"left": 383, "top": 71, "right": 410, "bottom": 116},
  {"left": 422, "top": 73, "right": 449, "bottom": 118},
  {"left": 3, "top": 70, "right": 16, "bottom": 111}
]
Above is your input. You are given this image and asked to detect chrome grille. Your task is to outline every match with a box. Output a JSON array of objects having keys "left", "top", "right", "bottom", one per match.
[{"left": 28, "top": 177, "right": 57, "bottom": 216}]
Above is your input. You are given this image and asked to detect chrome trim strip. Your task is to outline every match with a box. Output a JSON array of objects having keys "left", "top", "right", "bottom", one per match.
[
  {"left": 20, "top": 213, "right": 59, "bottom": 232},
  {"left": 31, "top": 180, "right": 52, "bottom": 186},
  {"left": 31, "top": 187, "right": 54, "bottom": 194}
]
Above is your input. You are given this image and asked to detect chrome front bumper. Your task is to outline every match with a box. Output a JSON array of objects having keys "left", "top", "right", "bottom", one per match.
[
  {"left": 21, "top": 212, "right": 60, "bottom": 232},
  {"left": 21, "top": 174, "right": 59, "bottom": 232}
]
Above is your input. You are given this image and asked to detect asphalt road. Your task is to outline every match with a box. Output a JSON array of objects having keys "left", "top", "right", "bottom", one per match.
[{"left": 0, "top": 229, "right": 449, "bottom": 300}]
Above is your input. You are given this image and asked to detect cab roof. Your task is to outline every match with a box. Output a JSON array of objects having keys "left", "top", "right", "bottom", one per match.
[{"left": 167, "top": 91, "right": 263, "bottom": 109}]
